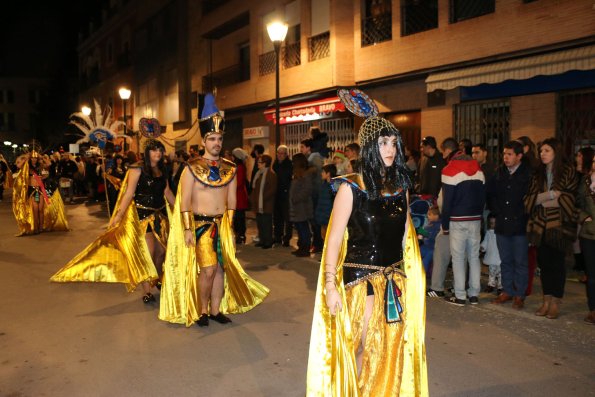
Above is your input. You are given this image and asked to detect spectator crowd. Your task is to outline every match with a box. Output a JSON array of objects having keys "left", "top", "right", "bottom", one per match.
[{"left": 1, "top": 128, "right": 593, "bottom": 325}]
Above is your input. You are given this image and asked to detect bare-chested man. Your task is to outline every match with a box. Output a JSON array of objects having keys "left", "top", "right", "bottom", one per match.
[
  {"left": 180, "top": 129, "right": 237, "bottom": 326},
  {"left": 159, "top": 94, "right": 269, "bottom": 327}
]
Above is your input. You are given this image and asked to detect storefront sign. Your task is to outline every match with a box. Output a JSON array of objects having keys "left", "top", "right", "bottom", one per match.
[
  {"left": 243, "top": 126, "right": 269, "bottom": 139},
  {"left": 264, "top": 96, "right": 346, "bottom": 125}
]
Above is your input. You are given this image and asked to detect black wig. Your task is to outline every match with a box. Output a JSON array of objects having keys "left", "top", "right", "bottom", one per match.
[
  {"left": 142, "top": 139, "right": 168, "bottom": 178},
  {"left": 359, "top": 123, "right": 411, "bottom": 200}
]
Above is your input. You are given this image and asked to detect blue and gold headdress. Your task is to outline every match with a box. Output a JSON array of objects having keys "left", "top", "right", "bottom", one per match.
[
  {"left": 199, "top": 94, "right": 225, "bottom": 139},
  {"left": 338, "top": 88, "right": 399, "bottom": 147}
]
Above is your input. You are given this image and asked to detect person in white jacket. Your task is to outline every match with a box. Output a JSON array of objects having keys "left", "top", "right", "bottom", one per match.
[{"left": 481, "top": 214, "right": 502, "bottom": 294}]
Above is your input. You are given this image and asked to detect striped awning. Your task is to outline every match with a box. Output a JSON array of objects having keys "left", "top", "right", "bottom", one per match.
[{"left": 425, "top": 44, "right": 595, "bottom": 92}]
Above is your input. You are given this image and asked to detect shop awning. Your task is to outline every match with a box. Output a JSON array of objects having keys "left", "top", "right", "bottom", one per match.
[
  {"left": 264, "top": 96, "right": 346, "bottom": 125},
  {"left": 425, "top": 44, "right": 595, "bottom": 92}
]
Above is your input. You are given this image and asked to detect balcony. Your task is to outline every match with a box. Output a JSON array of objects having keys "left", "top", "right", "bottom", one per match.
[{"left": 202, "top": 64, "right": 250, "bottom": 92}]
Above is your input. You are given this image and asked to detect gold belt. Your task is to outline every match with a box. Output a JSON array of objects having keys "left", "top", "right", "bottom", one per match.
[
  {"left": 343, "top": 260, "right": 406, "bottom": 288},
  {"left": 135, "top": 203, "right": 166, "bottom": 211}
]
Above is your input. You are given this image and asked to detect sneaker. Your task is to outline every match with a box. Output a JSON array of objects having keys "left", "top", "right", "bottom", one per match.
[
  {"left": 444, "top": 296, "right": 466, "bottom": 306},
  {"left": 426, "top": 289, "right": 445, "bottom": 298},
  {"left": 469, "top": 296, "right": 479, "bottom": 305}
]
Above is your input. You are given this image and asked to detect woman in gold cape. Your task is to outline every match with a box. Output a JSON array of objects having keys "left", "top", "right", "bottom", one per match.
[
  {"left": 158, "top": 168, "right": 270, "bottom": 327},
  {"left": 12, "top": 153, "right": 69, "bottom": 236},
  {"left": 306, "top": 89, "right": 428, "bottom": 396},
  {"left": 51, "top": 141, "right": 175, "bottom": 301}
]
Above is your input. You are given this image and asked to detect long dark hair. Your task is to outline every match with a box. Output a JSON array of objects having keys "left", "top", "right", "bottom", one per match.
[
  {"left": 142, "top": 139, "right": 168, "bottom": 178},
  {"left": 577, "top": 147, "right": 594, "bottom": 175},
  {"left": 359, "top": 125, "right": 410, "bottom": 199},
  {"left": 292, "top": 153, "right": 309, "bottom": 178},
  {"left": 536, "top": 138, "right": 566, "bottom": 188}
]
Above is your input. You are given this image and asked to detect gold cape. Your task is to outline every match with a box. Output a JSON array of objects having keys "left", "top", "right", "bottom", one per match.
[
  {"left": 50, "top": 171, "right": 168, "bottom": 292},
  {"left": 306, "top": 213, "right": 428, "bottom": 397},
  {"left": 12, "top": 161, "right": 69, "bottom": 236},
  {"left": 158, "top": 171, "right": 270, "bottom": 327}
]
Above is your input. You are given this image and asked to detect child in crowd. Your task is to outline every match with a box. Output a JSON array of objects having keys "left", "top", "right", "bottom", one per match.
[
  {"left": 481, "top": 214, "right": 502, "bottom": 294},
  {"left": 418, "top": 207, "right": 441, "bottom": 276},
  {"left": 314, "top": 164, "right": 337, "bottom": 238},
  {"left": 332, "top": 151, "right": 349, "bottom": 175}
]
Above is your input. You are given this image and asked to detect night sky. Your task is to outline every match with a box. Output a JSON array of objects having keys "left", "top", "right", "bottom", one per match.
[{"left": 1, "top": 1, "right": 104, "bottom": 146}]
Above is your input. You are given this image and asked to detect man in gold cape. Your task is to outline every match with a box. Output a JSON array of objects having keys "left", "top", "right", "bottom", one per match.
[
  {"left": 50, "top": 170, "right": 168, "bottom": 292},
  {"left": 12, "top": 154, "right": 69, "bottom": 236},
  {"left": 159, "top": 93, "right": 269, "bottom": 327},
  {"left": 306, "top": 212, "right": 428, "bottom": 397}
]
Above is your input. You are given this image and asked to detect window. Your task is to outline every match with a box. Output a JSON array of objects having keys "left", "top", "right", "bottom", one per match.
[
  {"left": 239, "top": 42, "right": 250, "bottom": 82},
  {"left": 283, "top": 24, "right": 301, "bottom": 69},
  {"left": 454, "top": 100, "right": 510, "bottom": 165},
  {"left": 557, "top": 90, "right": 595, "bottom": 157},
  {"left": 164, "top": 68, "right": 179, "bottom": 123},
  {"left": 401, "top": 0, "right": 438, "bottom": 36},
  {"left": 283, "top": 1, "right": 301, "bottom": 69},
  {"left": 450, "top": 0, "right": 495, "bottom": 23},
  {"left": 362, "top": 0, "right": 392, "bottom": 46}
]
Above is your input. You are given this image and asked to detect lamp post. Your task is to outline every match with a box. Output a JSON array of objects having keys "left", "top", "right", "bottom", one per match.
[
  {"left": 267, "top": 21, "right": 288, "bottom": 148},
  {"left": 118, "top": 87, "right": 132, "bottom": 154}
]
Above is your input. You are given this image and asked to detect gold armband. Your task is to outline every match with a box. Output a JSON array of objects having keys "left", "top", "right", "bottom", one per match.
[{"left": 181, "top": 211, "right": 192, "bottom": 231}]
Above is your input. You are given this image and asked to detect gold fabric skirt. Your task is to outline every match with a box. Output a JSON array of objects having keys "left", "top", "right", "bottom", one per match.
[
  {"left": 195, "top": 219, "right": 220, "bottom": 268},
  {"left": 345, "top": 273, "right": 407, "bottom": 396}
]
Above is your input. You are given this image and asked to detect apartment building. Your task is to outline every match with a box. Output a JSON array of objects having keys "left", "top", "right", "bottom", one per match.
[{"left": 80, "top": 0, "right": 595, "bottom": 160}]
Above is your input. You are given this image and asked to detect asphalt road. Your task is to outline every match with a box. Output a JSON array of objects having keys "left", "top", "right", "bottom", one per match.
[{"left": 0, "top": 198, "right": 593, "bottom": 397}]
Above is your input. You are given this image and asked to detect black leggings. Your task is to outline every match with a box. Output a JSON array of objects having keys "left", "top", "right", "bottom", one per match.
[{"left": 537, "top": 242, "right": 566, "bottom": 298}]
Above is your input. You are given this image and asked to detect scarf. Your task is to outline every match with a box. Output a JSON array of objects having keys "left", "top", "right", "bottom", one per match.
[
  {"left": 253, "top": 168, "right": 268, "bottom": 213},
  {"left": 525, "top": 164, "right": 578, "bottom": 250}
]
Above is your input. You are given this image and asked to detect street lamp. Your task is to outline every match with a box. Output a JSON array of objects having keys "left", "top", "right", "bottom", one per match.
[
  {"left": 118, "top": 87, "right": 133, "bottom": 154},
  {"left": 4, "top": 141, "right": 11, "bottom": 146},
  {"left": 267, "top": 21, "right": 288, "bottom": 148},
  {"left": 81, "top": 106, "right": 91, "bottom": 116}
]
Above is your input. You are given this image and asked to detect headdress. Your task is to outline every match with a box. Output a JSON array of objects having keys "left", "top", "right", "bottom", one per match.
[
  {"left": 70, "top": 100, "right": 129, "bottom": 150},
  {"left": 199, "top": 93, "right": 225, "bottom": 139},
  {"left": 338, "top": 88, "right": 399, "bottom": 146},
  {"left": 139, "top": 118, "right": 162, "bottom": 139},
  {"left": 29, "top": 150, "right": 40, "bottom": 159}
]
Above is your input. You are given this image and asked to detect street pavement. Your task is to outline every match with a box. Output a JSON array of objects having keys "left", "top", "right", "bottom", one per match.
[{"left": 0, "top": 197, "right": 594, "bottom": 397}]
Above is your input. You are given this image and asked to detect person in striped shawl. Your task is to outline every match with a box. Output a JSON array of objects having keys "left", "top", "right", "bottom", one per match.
[{"left": 525, "top": 138, "right": 579, "bottom": 319}]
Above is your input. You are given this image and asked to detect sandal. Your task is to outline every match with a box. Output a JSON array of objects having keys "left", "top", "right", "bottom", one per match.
[{"left": 142, "top": 293, "right": 155, "bottom": 304}]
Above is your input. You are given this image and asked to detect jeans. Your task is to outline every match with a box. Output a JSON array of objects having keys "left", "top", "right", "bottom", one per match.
[
  {"left": 580, "top": 238, "right": 595, "bottom": 311},
  {"left": 449, "top": 220, "right": 481, "bottom": 300},
  {"left": 430, "top": 233, "right": 451, "bottom": 292},
  {"left": 294, "top": 221, "right": 311, "bottom": 251},
  {"left": 420, "top": 244, "right": 434, "bottom": 275},
  {"left": 496, "top": 234, "right": 528, "bottom": 298}
]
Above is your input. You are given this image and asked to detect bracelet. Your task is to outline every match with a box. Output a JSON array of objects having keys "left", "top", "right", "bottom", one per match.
[{"left": 181, "top": 211, "right": 192, "bottom": 231}]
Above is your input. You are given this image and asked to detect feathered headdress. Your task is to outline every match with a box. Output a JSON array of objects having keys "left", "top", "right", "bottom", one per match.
[{"left": 70, "top": 100, "right": 129, "bottom": 149}]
